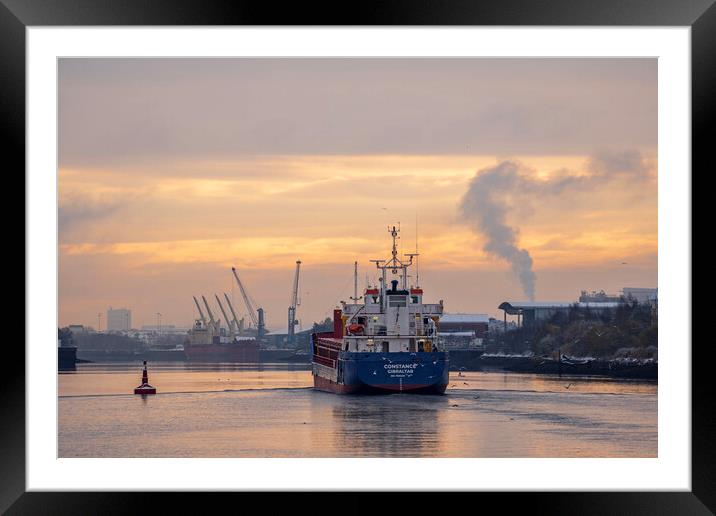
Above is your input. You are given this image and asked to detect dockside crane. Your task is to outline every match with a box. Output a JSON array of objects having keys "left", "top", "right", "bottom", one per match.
[
  {"left": 231, "top": 267, "right": 265, "bottom": 339},
  {"left": 287, "top": 260, "right": 302, "bottom": 348},
  {"left": 215, "top": 294, "right": 234, "bottom": 337},
  {"left": 223, "top": 293, "right": 244, "bottom": 335}
]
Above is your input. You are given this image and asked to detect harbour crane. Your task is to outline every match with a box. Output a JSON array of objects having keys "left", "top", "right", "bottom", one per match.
[
  {"left": 231, "top": 267, "right": 265, "bottom": 339},
  {"left": 223, "top": 293, "right": 244, "bottom": 335},
  {"left": 193, "top": 296, "right": 207, "bottom": 326},
  {"left": 287, "top": 260, "right": 302, "bottom": 348},
  {"left": 215, "top": 294, "right": 234, "bottom": 337}
]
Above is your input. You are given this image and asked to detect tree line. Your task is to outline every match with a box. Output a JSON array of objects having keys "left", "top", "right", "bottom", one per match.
[{"left": 486, "top": 300, "right": 658, "bottom": 359}]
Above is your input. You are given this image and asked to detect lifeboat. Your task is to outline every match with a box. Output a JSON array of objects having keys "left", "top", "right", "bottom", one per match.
[{"left": 347, "top": 323, "right": 364, "bottom": 335}]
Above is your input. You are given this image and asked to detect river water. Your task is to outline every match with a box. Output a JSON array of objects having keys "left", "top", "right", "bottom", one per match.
[{"left": 58, "top": 362, "right": 657, "bottom": 458}]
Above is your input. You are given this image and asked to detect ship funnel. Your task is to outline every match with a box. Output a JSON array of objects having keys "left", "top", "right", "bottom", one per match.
[{"left": 391, "top": 280, "right": 399, "bottom": 292}]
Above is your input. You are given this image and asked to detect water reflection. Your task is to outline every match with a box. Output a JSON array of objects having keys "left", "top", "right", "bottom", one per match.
[
  {"left": 59, "top": 364, "right": 657, "bottom": 458},
  {"left": 330, "top": 395, "right": 448, "bottom": 457}
]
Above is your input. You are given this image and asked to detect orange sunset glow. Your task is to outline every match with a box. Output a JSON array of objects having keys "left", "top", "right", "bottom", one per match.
[{"left": 59, "top": 58, "right": 657, "bottom": 329}]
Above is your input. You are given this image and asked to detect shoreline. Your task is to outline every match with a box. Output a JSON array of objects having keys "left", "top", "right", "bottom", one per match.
[{"left": 450, "top": 353, "right": 657, "bottom": 380}]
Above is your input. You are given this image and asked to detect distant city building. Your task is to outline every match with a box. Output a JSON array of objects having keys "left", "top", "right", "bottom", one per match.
[
  {"left": 142, "top": 324, "right": 176, "bottom": 332},
  {"left": 107, "top": 307, "right": 132, "bottom": 332},
  {"left": 68, "top": 324, "right": 89, "bottom": 334}
]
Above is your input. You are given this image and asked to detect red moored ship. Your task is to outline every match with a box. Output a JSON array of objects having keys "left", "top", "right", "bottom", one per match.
[
  {"left": 184, "top": 294, "right": 262, "bottom": 362},
  {"left": 184, "top": 338, "right": 260, "bottom": 362}
]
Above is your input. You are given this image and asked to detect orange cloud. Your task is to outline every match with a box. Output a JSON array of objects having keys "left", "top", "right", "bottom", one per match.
[{"left": 59, "top": 153, "right": 657, "bottom": 326}]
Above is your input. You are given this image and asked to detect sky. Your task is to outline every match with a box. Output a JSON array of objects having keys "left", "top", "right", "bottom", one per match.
[{"left": 58, "top": 58, "right": 657, "bottom": 330}]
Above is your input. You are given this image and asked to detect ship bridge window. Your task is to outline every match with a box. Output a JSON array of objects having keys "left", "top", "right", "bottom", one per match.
[{"left": 388, "top": 296, "right": 407, "bottom": 307}]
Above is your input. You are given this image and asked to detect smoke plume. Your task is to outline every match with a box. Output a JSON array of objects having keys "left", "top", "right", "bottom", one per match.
[{"left": 459, "top": 150, "right": 652, "bottom": 300}]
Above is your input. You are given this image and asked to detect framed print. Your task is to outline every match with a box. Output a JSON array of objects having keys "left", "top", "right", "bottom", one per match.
[{"left": 6, "top": 0, "right": 712, "bottom": 512}]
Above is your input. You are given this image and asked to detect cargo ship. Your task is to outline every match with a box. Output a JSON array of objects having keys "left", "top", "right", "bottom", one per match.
[
  {"left": 184, "top": 295, "right": 261, "bottom": 362},
  {"left": 184, "top": 336, "right": 260, "bottom": 362},
  {"left": 58, "top": 343, "right": 77, "bottom": 370},
  {"left": 58, "top": 329, "right": 77, "bottom": 370},
  {"left": 312, "top": 226, "right": 449, "bottom": 394}
]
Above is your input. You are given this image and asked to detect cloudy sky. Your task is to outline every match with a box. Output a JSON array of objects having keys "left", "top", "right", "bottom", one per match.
[{"left": 58, "top": 58, "right": 657, "bottom": 330}]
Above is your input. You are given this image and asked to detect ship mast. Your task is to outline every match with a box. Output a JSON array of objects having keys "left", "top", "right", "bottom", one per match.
[
  {"left": 415, "top": 212, "right": 420, "bottom": 288},
  {"left": 349, "top": 261, "right": 362, "bottom": 304},
  {"left": 372, "top": 225, "right": 416, "bottom": 304}
]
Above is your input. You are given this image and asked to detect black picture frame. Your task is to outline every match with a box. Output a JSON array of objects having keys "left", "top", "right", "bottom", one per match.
[{"left": 5, "top": 0, "right": 710, "bottom": 513}]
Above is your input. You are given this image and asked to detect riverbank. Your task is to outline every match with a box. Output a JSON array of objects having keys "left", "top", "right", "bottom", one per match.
[
  {"left": 449, "top": 353, "right": 657, "bottom": 380},
  {"left": 68, "top": 349, "right": 656, "bottom": 379}
]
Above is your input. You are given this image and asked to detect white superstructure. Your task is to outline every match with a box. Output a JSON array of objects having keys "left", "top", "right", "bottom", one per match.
[{"left": 338, "top": 226, "right": 443, "bottom": 353}]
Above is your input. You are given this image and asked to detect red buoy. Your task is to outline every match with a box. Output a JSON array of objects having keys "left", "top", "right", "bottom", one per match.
[{"left": 134, "top": 360, "right": 157, "bottom": 395}]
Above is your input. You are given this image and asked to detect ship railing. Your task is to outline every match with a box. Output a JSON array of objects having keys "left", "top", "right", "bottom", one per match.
[
  {"left": 340, "top": 334, "right": 439, "bottom": 339},
  {"left": 313, "top": 354, "right": 336, "bottom": 368},
  {"left": 315, "top": 337, "right": 343, "bottom": 350}
]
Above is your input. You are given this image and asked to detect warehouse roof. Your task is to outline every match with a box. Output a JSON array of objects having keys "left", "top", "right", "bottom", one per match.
[
  {"left": 440, "top": 313, "right": 490, "bottom": 324},
  {"left": 498, "top": 301, "right": 622, "bottom": 314}
]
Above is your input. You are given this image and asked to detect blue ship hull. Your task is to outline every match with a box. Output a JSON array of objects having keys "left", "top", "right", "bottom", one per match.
[{"left": 312, "top": 351, "right": 449, "bottom": 394}]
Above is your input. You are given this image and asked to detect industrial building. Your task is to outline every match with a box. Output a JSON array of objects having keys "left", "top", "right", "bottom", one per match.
[
  {"left": 499, "top": 287, "right": 658, "bottom": 331},
  {"left": 579, "top": 290, "right": 622, "bottom": 303},
  {"left": 439, "top": 313, "right": 489, "bottom": 337},
  {"left": 623, "top": 287, "right": 658, "bottom": 304},
  {"left": 488, "top": 317, "right": 517, "bottom": 334},
  {"left": 264, "top": 328, "right": 312, "bottom": 350},
  {"left": 107, "top": 307, "right": 132, "bottom": 332},
  {"left": 498, "top": 301, "right": 622, "bottom": 331},
  {"left": 579, "top": 287, "right": 658, "bottom": 304},
  {"left": 438, "top": 313, "right": 489, "bottom": 349},
  {"left": 140, "top": 324, "right": 191, "bottom": 334}
]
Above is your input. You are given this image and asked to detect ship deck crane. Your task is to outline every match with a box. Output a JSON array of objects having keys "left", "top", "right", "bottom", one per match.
[
  {"left": 231, "top": 267, "right": 265, "bottom": 339},
  {"left": 223, "top": 293, "right": 244, "bottom": 335},
  {"left": 201, "top": 295, "right": 220, "bottom": 332},
  {"left": 287, "top": 260, "right": 302, "bottom": 348},
  {"left": 193, "top": 296, "right": 207, "bottom": 326},
  {"left": 215, "top": 294, "right": 234, "bottom": 337}
]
